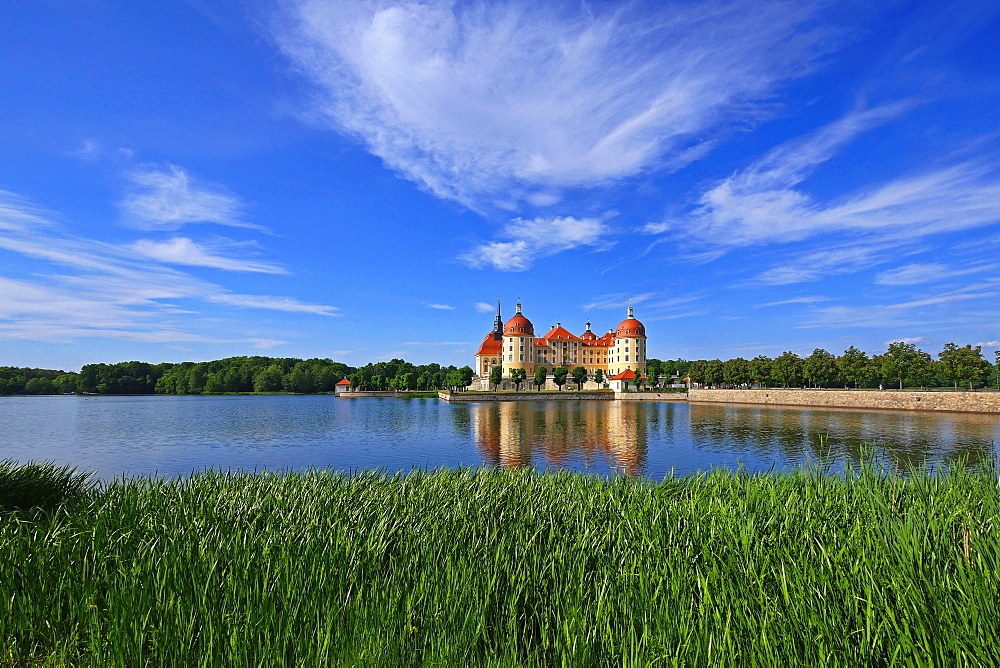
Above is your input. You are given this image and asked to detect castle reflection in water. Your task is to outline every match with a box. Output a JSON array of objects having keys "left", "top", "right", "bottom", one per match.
[
  {"left": 469, "top": 400, "right": 1000, "bottom": 477},
  {"left": 472, "top": 401, "right": 654, "bottom": 476}
]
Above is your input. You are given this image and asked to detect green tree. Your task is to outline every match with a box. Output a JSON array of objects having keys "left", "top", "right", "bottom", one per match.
[
  {"left": 836, "top": 347, "right": 870, "bottom": 389},
  {"left": 772, "top": 352, "right": 803, "bottom": 388},
  {"left": 571, "top": 366, "right": 589, "bottom": 390},
  {"left": 552, "top": 366, "right": 568, "bottom": 391},
  {"left": 907, "top": 350, "right": 935, "bottom": 390},
  {"left": 995, "top": 351, "right": 1000, "bottom": 390},
  {"left": 488, "top": 365, "right": 503, "bottom": 391},
  {"left": 23, "top": 377, "right": 55, "bottom": 394},
  {"left": 204, "top": 372, "right": 225, "bottom": 393},
  {"left": 533, "top": 366, "right": 547, "bottom": 391},
  {"left": 939, "top": 343, "right": 990, "bottom": 390},
  {"left": 510, "top": 368, "right": 526, "bottom": 391},
  {"left": 882, "top": 341, "right": 920, "bottom": 389},
  {"left": 254, "top": 365, "right": 284, "bottom": 393},
  {"left": 748, "top": 355, "right": 772, "bottom": 388},
  {"left": 723, "top": 357, "right": 750, "bottom": 388},
  {"left": 703, "top": 359, "right": 724, "bottom": 387},
  {"left": 53, "top": 373, "right": 79, "bottom": 394},
  {"left": 687, "top": 360, "right": 707, "bottom": 386},
  {"left": 633, "top": 372, "right": 645, "bottom": 392},
  {"left": 457, "top": 366, "right": 475, "bottom": 390},
  {"left": 593, "top": 368, "right": 604, "bottom": 387},
  {"left": 803, "top": 349, "right": 837, "bottom": 388},
  {"left": 647, "top": 367, "right": 660, "bottom": 389}
]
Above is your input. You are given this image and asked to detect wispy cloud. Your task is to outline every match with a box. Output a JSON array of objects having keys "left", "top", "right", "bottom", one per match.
[
  {"left": 424, "top": 302, "right": 455, "bottom": 310},
  {"left": 277, "top": 0, "right": 828, "bottom": 210},
  {"left": 874, "top": 262, "right": 997, "bottom": 285},
  {"left": 801, "top": 283, "right": 1000, "bottom": 329},
  {"left": 582, "top": 293, "right": 657, "bottom": 311},
  {"left": 460, "top": 216, "right": 611, "bottom": 271},
  {"left": 120, "top": 165, "right": 265, "bottom": 231},
  {"left": 244, "top": 338, "right": 290, "bottom": 350},
  {"left": 129, "top": 237, "right": 288, "bottom": 274},
  {"left": 759, "top": 296, "right": 834, "bottom": 307},
  {"left": 670, "top": 104, "right": 1000, "bottom": 247},
  {"left": 208, "top": 293, "right": 338, "bottom": 316},
  {"left": 753, "top": 243, "right": 894, "bottom": 285},
  {"left": 0, "top": 190, "right": 338, "bottom": 343},
  {"left": 474, "top": 302, "right": 496, "bottom": 313}
]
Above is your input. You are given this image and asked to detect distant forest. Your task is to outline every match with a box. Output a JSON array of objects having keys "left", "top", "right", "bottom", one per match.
[
  {"left": 0, "top": 357, "right": 474, "bottom": 395},
  {"left": 1, "top": 341, "right": 998, "bottom": 395}
]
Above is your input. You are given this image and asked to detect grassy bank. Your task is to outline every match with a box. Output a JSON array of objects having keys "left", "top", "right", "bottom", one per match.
[{"left": 2, "top": 461, "right": 999, "bottom": 665}]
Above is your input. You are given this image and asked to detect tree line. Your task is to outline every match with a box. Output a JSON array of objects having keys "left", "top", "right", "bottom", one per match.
[
  {"left": 2, "top": 343, "right": 998, "bottom": 395},
  {"left": 684, "top": 343, "right": 999, "bottom": 390},
  {"left": 0, "top": 357, "right": 482, "bottom": 395}
]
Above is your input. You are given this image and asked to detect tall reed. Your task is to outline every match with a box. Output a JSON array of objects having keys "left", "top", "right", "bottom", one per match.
[{"left": 2, "top": 461, "right": 998, "bottom": 665}]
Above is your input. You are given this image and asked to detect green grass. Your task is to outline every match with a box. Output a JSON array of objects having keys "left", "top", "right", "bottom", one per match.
[{"left": 2, "top": 461, "right": 999, "bottom": 665}]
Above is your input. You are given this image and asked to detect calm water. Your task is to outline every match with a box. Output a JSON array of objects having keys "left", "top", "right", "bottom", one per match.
[{"left": 1, "top": 395, "right": 998, "bottom": 481}]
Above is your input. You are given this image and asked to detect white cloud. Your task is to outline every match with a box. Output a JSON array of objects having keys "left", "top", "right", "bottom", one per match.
[
  {"left": 425, "top": 302, "right": 455, "bottom": 310},
  {"left": 671, "top": 104, "right": 1000, "bottom": 247},
  {"left": 0, "top": 191, "right": 339, "bottom": 343},
  {"left": 874, "top": 262, "right": 996, "bottom": 285},
  {"left": 460, "top": 215, "right": 610, "bottom": 271},
  {"left": 753, "top": 244, "right": 891, "bottom": 285},
  {"left": 72, "top": 139, "right": 101, "bottom": 160},
  {"left": 277, "top": 0, "right": 827, "bottom": 209},
  {"left": 582, "top": 293, "right": 657, "bottom": 310},
  {"left": 244, "top": 338, "right": 290, "bottom": 350},
  {"left": 887, "top": 337, "right": 926, "bottom": 345},
  {"left": 759, "top": 296, "right": 833, "bottom": 307},
  {"left": 120, "top": 165, "right": 265, "bottom": 231},
  {"left": 474, "top": 302, "right": 495, "bottom": 313},
  {"left": 802, "top": 284, "right": 1000, "bottom": 329},
  {"left": 208, "top": 293, "right": 338, "bottom": 316},
  {"left": 129, "top": 237, "right": 288, "bottom": 274}
]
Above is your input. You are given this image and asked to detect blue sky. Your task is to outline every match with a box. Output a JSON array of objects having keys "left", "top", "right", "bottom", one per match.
[{"left": 2, "top": 0, "right": 999, "bottom": 371}]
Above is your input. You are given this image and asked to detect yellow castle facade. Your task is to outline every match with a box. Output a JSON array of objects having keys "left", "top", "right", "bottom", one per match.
[{"left": 474, "top": 300, "right": 647, "bottom": 382}]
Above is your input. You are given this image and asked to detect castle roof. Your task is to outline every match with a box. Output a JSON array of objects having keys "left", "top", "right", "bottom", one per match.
[
  {"left": 475, "top": 332, "right": 503, "bottom": 356},
  {"left": 336, "top": 378, "right": 351, "bottom": 386},
  {"left": 615, "top": 305, "right": 645, "bottom": 338},
  {"left": 540, "top": 325, "right": 580, "bottom": 342}
]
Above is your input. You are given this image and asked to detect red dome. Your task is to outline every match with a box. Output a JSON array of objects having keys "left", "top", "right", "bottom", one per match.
[
  {"left": 615, "top": 306, "right": 645, "bottom": 337},
  {"left": 504, "top": 314, "right": 534, "bottom": 336}
]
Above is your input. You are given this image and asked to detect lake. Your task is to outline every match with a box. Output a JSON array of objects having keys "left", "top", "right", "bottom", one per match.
[{"left": 2, "top": 395, "right": 998, "bottom": 481}]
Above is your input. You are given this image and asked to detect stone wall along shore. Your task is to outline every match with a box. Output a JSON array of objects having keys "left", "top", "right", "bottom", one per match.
[
  {"left": 616, "top": 392, "right": 688, "bottom": 401},
  {"left": 688, "top": 388, "right": 1000, "bottom": 414},
  {"left": 438, "top": 391, "right": 614, "bottom": 402}
]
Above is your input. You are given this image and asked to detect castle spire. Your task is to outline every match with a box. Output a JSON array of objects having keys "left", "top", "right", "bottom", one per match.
[
  {"left": 627, "top": 303, "right": 634, "bottom": 319},
  {"left": 515, "top": 298, "right": 522, "bottom": 315},
  {"left": 493, "top": 298, "right": 503, "bottom": 334}
]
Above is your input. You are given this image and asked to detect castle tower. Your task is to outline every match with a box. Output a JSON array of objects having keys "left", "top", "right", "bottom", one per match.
[
  {"left": 502, "top": 300, "right": 536, "bottom": 377},
  {"left": 608, "top": 305, "right": 647, "bottom": 378}
]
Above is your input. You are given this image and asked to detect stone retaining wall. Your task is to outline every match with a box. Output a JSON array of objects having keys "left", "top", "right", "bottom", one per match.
[
  {"left": 615, "top": 392, "right": 688, "bottom": 401},
  {"left": 688, "top": 388, "right": 1000, "bottom": 414},
  {"left": 338, "top": 391, "right": 419, "bottom": 398},
  {"left": 438, "top": 391, "right": 614, "bottom": 402}
]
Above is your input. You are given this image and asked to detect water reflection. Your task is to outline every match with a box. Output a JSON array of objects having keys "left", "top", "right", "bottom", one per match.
[
  {"left": 472, "top": 401, "right": 650, "bottom": 476},
  {"left": 1, "top": 395, "right": 997, "bottom": 480},
  {"left": 687, "top": 403, "right": 999, "bottom": 470},
  {"left": 467, "top": 399, "right": 999, "bottom": 477}
]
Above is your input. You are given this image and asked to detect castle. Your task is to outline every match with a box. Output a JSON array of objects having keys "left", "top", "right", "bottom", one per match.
[{"left": 474, "top": 300, "right": 647, "bottom": 386}]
